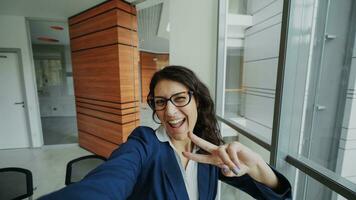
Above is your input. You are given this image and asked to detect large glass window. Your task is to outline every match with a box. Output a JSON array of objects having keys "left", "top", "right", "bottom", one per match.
[
  {"left": 217, "top": 0, "right": 284, "bottom": 199},
  {"left": 282, "top": 0, "right": 356, "bottom": 199},
  {"left": 217, "top": 0, "right": 356, "bottom": 199},
  {"left": 217, "top": 0, "right": 284, "bottom": 145}
]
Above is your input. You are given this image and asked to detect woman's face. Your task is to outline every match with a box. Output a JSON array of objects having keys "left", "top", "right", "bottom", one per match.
[{"left": 154, "top": 79, "right": 198, "bottom": 141}]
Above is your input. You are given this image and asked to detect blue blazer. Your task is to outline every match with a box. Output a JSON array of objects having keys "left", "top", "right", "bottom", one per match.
[{"left": 41, "top": 126, "right": 291, "bottom": 200}]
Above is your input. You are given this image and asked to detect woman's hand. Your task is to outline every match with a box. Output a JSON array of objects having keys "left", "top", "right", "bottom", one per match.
[{"left": 182, "top": 131, "right": 279, "bottom": 189}]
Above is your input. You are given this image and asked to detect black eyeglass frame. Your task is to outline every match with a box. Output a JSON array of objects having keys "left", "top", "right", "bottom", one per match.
[{"left": 148, "top": 91, "right": 194, "bottom": 111}]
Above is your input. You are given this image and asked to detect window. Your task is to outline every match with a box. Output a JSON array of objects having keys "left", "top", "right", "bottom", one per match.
[
  {"left": 216, "top": 0, "right": 284, "bottom": 146},
  {"left": 279, "top": 0, "right": 356, "bottom": 199},
  {"left": 216, "top": 0, "right": 356, "bottom": 199}
]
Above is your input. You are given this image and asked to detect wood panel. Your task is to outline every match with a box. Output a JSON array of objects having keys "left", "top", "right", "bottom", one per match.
[
  {"left": 76, "top": 106, "right": 140, "bottom": 124},
  {"left": 70, "top": 0, "right": 140, "bottom": 156},
  {"left": 118, "top": 45, "right": 140, "bottom": 102},
  {"left": 76, "top": 101, "right": 138, "bottom": 115},
  {"left": 72, "top": 44, "right": 139, "bottom": 103},
  {"left": 117, "top": 10, "right": 134, "bottom": 30},
  {"left": 134, "top": 48, "right": 140, "bottom": 100},
  {"left": 72, "top": 45, "right": 120, "bottom": 102},
  {"left": 70, "top": 9, "right": 136, "bottom": 39},
  {"left": 141, "top": 51, "right": 157, "bottom": 68},
  {"left": 70, "top": 27, "right": 136, "bottom": 52},
  {"left": 156, "top": 54, "right": 169, "bottom": 69},
  {"left": 69, "top": 0, "right": 135, "bottom": 25},
  {"left": 79, "top": 131, "right": 119, "bottom": 158},
  {"left": 77, "top": 113, "right": 138, "bottom": 143},
  {"left": 141, "top": 68, "right": 156, "bottom": 101},
  {"left": 140, "top": 51, "right": 169, "bottom": 102},
  {"left": 118, "top": 27, "right": 138, "bottom": 47},
  {"left": 131, "top": 15, "right": 138, "bottom": 31},
  {"left": 76, "top": 97, "right": 139, "bottom": 109}
]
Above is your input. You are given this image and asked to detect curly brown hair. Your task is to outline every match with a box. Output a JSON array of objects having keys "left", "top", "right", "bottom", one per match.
[{"left": 147, "top": 65, "right": 223, "bottom": 148}]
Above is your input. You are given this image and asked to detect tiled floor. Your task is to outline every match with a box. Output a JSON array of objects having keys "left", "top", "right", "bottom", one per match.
[
  {"left": 41, "top": 116, "right": 78, "bottom": 145},
  {"left": 0, "top": 144, "right": 90, "bottom": 198}
]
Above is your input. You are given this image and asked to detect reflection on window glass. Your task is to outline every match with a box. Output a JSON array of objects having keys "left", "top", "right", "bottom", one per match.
[
  {"left": 220, "top": 0, "right": 284, "bottom": 142},
  {"left": 296, "top": 0, "right": 356, "bottom": 199},
  {"left": 296, "top": 170, "right": 335, "bottom": 200},
  {"left": 219, "top": 0, "right": 356, "bottom": 199},
  {"left": 224, "top": 49, "right": 244, "bottom": 118},
  {"left": 35, "top": 59, "right": 64, "bottom": 96},
  {"left": 228, "top": 0, "right": 247, "bottom": 14}
]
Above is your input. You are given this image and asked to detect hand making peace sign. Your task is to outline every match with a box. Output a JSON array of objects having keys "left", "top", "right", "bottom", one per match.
[{"left": 182, "top": 131, "right": 280, "bottom": 189}]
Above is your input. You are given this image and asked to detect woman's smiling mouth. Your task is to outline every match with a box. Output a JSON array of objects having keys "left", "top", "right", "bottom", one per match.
[{"left": 167, "top": 118, "right": 186, "bottom": 128}]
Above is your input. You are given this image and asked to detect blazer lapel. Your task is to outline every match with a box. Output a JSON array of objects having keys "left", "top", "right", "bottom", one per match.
[
  {"left": 198, "top": 163, "right": 211, "bottom": 200},
  {"left": 162, "top": 145, "right": 189, "bottom": 200},
  {"left": 198, "top": 163, "right": 219, "bottom": 200}
]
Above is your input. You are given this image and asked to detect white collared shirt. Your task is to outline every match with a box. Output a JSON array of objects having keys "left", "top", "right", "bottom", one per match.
[{"left": 155, "top": 126, "right": 199, "bottom": 200}]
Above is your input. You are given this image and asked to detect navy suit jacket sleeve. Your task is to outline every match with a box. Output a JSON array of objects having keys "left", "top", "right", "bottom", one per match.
[
  {"left": 219, "top": 166, "right": 292, "bottom": 200},
  {"left": 39, "top": 127, "right": 153, "bottom": 200}
]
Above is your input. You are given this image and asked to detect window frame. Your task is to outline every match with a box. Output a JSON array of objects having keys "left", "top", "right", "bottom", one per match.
[{"left": 215, "top": 0, "right": 356, "bottom": 199}]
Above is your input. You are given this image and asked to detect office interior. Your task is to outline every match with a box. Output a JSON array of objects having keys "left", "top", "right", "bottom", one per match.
[{"left": 0, "top": 0, "right": 355, "bottom": 199}]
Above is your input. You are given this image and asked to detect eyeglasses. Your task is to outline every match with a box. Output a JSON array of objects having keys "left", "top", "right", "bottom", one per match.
[{"left": 148, "top": 91, "right": 194, "bottom": 111}]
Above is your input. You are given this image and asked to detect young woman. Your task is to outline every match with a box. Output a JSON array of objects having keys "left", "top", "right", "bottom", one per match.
[{"left": 41, "top": 65, "right": 291, "bottom": 200}]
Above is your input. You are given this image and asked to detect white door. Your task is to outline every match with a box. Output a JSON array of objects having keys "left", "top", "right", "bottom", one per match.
[{"left": 0, "top": 52, "right": 30, "bottom": 149}]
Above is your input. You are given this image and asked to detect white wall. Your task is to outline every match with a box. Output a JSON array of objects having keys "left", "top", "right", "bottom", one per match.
[
  {"left": 0, "top": 15, "right": 43, "bottom": 147},
  {"left": 169, "top": 0, "right": 218, "bottom": 96}
]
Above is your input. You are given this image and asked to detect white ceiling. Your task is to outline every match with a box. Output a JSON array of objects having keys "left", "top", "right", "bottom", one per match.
[
  {"left": 29, "top": 20, "right": 70, "bottom": 45},
  {"left": 0, "top": 0, "right": 107, "bottom": 20},
  {"left": 0, "top": 0, "right": 169, "bottom": 52}
]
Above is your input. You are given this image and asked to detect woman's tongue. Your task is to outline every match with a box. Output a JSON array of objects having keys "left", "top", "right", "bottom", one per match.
[{"left": 168, "top": 118, "right": 185, "bottom": 128}]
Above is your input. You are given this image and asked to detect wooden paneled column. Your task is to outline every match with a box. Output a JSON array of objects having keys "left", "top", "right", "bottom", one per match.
[
  {"left": 140, "top": 51, "right": 169, "bottom": 103},
  {"left": 69, "top": 0, "right": 140, "bottom": 158}
]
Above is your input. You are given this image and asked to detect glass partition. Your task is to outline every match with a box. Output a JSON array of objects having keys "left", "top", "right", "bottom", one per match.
[
  {"left": 217, "top": 0, "right": 356, "bottom": 199},
  {"left": 276, "top": 0, "right": 356, "bottom": 199},
  {"left": 217, "top": 0, "right": 285, "bottom": 143}
]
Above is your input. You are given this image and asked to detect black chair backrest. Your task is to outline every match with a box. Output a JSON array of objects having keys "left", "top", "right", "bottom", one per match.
[
  {"left": 65, "top": 155, "right": 107, "bottom": 185},
  {"left": 0, "top": 167, "right": 33, "bottom": 200}
]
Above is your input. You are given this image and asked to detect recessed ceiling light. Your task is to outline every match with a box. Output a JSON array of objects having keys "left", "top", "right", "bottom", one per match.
[
  {"left": 37, "top": 36, "right": 59, "bottom": 43},
  {"left": 50, "top": 26, "right": 64, "bottom": 30}
]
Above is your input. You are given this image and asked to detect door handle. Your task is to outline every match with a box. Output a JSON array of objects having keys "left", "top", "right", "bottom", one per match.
[
  {"left": 14, "top": 101, "right": 24, "bottom": 105},
  {"left": 315, "top": 105, "right": 326, "bottom": 111},
  {"left": 325, "top": 34, "right": 336, "bottom": 40}
]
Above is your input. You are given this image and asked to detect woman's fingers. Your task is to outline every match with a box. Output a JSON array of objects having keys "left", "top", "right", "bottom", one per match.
[
  {"left": 187, "top": 132, "right": 244, "bottom": 176},
  {"left": 188, "top": 131, "right": 217, "bottom": 153},
  {"left": 182, "top": 151, "right": 220, "bottom": 165},
  {"left": 216, "top": 146, "right": 240, "bottom": 175},
  {"left": 227, "top": 143, "right": 242, "bottom": 166},
  {"left": 220, "top": 164, "right": 233, "bottom": 176},
  {"left": 227, "top": 142, "right": 242, "bottom": 173}
]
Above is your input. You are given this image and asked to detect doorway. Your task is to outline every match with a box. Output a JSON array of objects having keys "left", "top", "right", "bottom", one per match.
[
  {"left": 0, "top": 50, "right": 30, "bottom": 149},
  {"left": 29, "top": 20, "right": 77, "bottom": 145}
]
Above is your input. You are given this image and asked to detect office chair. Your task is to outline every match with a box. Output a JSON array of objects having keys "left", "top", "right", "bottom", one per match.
[
  {"left": 0, "top": 167, "right": 33, "bottom": 200},
  {"left": 65, "top": 155, "right": 107, "bottom": 185}
]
